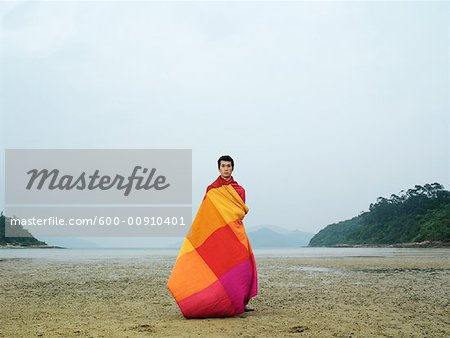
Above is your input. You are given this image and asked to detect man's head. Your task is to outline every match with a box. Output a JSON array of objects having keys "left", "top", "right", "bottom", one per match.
[{"left": 218, "top": 155, "right": 234, "bottom": 180}]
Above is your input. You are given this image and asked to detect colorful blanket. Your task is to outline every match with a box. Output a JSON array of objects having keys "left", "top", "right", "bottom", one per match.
[{"left": 167, "top": 181, "right": 258, "bottom": 318}]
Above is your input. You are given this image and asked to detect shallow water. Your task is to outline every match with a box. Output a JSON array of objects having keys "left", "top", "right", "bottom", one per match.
[{"left": 0, "top": 247, "right": 449, "bottom": 262}]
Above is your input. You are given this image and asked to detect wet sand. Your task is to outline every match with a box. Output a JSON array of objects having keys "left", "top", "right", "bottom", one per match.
[{"left": 1, "top": 252, "right": 449, "bottom": 337}]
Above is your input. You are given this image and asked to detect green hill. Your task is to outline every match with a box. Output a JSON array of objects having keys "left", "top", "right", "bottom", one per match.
[
  {"left": 0, "top": 212, "right": 47, "bottom": 247},
  {"left": 309, "top": 183, "right": 450, "bottom": 247}
]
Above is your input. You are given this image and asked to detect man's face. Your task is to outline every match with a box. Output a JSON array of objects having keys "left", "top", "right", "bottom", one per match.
[{"left": 219, "top": 161, "right": 233, "bottom": 179}]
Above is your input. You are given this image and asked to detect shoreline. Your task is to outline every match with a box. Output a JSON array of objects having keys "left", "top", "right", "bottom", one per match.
[
  {"left": 324, "top": 241, "right": 450, "bottom": 248},
  {"left": 0, "top": 244, "right": 65, "bottom": 249},
  {"left": 1, "top": 241, "right": 450, "bottom": 249}
]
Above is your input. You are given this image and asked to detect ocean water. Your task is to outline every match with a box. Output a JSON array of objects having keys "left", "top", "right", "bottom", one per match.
[{"left": 1, "top": 247, "right": 449, "bottom": 262}]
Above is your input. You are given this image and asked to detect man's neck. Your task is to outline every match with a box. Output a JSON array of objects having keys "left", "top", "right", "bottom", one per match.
[{"left": 220, "top": 175, "right": 232, "bottom": 181}]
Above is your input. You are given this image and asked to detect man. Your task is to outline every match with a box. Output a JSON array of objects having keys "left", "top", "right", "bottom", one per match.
[
  {"left": 206, "top": 155, "right": 254, "bottom": 312},
  {"left": 205, "top": 155, "right": 246, "bottom": 204},
  {"left": 167, "top": 155, "right": 258, "bottom": 318}
]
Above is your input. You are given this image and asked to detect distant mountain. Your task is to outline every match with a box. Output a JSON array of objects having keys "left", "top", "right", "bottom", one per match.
[
  {"left": 247, "top": 224, "right": 292, "bottom": 234},
  {"left": 247, "top": 225, "right": 314, "bottom": 248},
  {"left": 309, "top": 183, "right": 450, "bottom": 247}
]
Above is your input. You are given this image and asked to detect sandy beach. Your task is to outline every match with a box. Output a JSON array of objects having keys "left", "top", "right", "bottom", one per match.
[{"left": 1, "top": 250, "right": 449, "bottom": 337}]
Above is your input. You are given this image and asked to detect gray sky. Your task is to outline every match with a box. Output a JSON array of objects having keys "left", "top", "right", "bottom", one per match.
[{"left": 1, "top": 1, "right": 449, "bottom": 234}]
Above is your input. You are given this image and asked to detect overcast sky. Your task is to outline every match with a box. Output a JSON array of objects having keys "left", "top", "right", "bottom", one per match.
[{"left": 1, "top": 1, "right": 449, "bottom": 234}]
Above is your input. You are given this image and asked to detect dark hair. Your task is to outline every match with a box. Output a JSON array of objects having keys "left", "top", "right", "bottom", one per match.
[{"left": 218, "top": 155, "right": 234, "bottom": 169}]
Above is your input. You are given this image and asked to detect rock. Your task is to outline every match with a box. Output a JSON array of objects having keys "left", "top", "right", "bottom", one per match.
[{"left": 289, "top": 325, "right": 309, "bottom": 333}]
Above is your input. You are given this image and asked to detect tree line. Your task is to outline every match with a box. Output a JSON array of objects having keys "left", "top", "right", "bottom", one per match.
[{"left": 309, "top": 183, "right": 450, "bottom": 246}]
